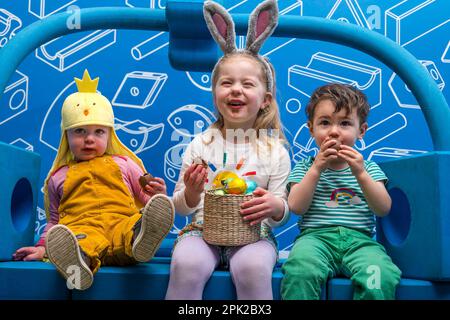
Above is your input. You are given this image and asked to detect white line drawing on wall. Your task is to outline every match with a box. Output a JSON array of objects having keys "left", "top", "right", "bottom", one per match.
[
  {"left": 355, "top": 112, "right": 407, "bottom": 151},
  {"left": 35, "top": 206, "right": 47, "bottom": 236},
  {"left": 291, "top": 123, "right": 318, "bottom": 162},
  {"left": 167, "top": 104, "right": 216, "bottom": 138},
  {"left": 35, "top": 29, "right": 117, "bottom": 72},
  {"left": 131, "top": 32, "right": 169, "bottom": 61},
  {"left": 232, "top": 0, "right": 303, "bottom": 56},
  {"left": 0, "top": 8, "right": 22, "bottom": 48},
  {"left": 170, "top": 215, "right": 189, "bottom": 235},
  {"left": 326, "top": 0, "right": 370, "bottom": 29},
  {"left": 164, "top": 141, "right": 190, "bottom": 234},
  {"left": 389, "top": 60, "right": 445, "bottom": 109},
  {"left": 288, "top": 52, "right": 382, "bottom": 109},
  {"left": 385, "top": 0, "right": 450, "bottom": 47},
  {"left": 367, "top": 147, "right": 426, "bottom": 161},
  {"left": 185, "top": 71, "right": 212, "bottom": 92},
  {"left": 0, "top": 70, "right": 28, "bottom": 126},
  {"left": 261, "top": 0, "right": 302, "bottom": 56},
  {"left": 114, "top": 118, "right": 164, "bottom": 154},
  {"left": 40, "top": 81, "right": 76, "bottom": 151},
  {"left": 10, "top": 138, "right": 34, "bottom": 151},
  {"left": 164, "top": 143, "right": 188, "bottom": 183},
  {"left": 275, "top": 222, "right": 298, "bottom": 257},
  {"left": 29, "top": 0, "right": 77, "bottom": 19},
  {"left": 285, "top": 98, "right": 302, "bottom": 114},
  {"left": 442, "top": 40, "right": 450, "bottom": 63},
  {"left": 125, "top": 0, "right": 166, "bottom": 9},
  {"left": 112, "top": 71, "right": 168, "bottom": 109}
]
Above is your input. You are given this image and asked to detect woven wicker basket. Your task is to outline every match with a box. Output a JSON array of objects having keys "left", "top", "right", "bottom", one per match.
[{"left": 203, "top": 190, "right": 261, "bottom": 246}]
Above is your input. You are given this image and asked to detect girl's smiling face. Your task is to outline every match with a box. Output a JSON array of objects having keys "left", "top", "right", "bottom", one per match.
[
  {"left": 213, "top": 55, "right": 272, "bottom": 132},
  {"left": 67, "top": 125, "right": 110, "bottom": 161}
]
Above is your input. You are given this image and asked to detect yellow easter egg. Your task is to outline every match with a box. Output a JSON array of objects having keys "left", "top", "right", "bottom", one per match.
[
  {"left": 225, "top": 178, "right": 247, "bottom": 194},
  {"left": 212, "top": 171, "right": 239, "bottom": 189}
]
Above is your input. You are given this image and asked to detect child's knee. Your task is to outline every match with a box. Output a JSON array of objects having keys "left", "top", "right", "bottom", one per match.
[
  {"left": 353, "top": 261, "right": 401, "bottom": 293},
  {"left": 171, "top": 254, "right": 215, "bottom": 282},
  {"left": 282, "top": 256, "right": 328, "bottom": 284},
  {"left": 231, "top": 259, "right": 273, "bottom": 287}
]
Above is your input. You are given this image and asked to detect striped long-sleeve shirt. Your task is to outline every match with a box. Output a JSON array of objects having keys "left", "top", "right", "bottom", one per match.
[{"left": 287, "top": 157, "right": 387, "bottom": 236}]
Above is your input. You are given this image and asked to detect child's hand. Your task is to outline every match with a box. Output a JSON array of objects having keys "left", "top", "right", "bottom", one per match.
[
  {"left": 143, "top": 177, "right": 167, "bottom": 196},
  {"left": 12, "top": 246, "right": 45, "bottom": 261},
  {"left": 312, "top": 138, "right": 339, "bottom": 172},
  {"left": 240, "top": 188, "right": 285, "bottom": 226},
  {"left": 184, "top": 163, "right": 208, "bottom": 195},
  {"left": 338, "top": 145, "right": 365, "bottom": 177}
]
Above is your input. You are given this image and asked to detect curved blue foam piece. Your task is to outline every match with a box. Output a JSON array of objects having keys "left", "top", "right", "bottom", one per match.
[
  {"left": 0, "top": 4, "right": 448, "bottom": 150},
  {"left": 269, "top": 15, "right": 450, "bottom": 151},
  {"left": 0, "top": 7, "right": 167, "bottom": 103}
]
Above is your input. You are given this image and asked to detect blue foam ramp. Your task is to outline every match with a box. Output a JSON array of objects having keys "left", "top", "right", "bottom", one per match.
[
  {"left": 0, "top": 142, "right": 41, "bottom": 261},
  {"left": 378, "top": 152, "right": 450, "bottom": 280},
  {"left": 0, "top": 261, "right": 70, "bottom": 300},
  {"left": 327, "top": 277, "right": 450, "bottom": 300}
]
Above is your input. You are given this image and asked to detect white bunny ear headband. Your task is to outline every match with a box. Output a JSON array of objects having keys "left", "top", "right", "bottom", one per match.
[{"left": 203, "top": 0, "right": 279, "bottom": 92}]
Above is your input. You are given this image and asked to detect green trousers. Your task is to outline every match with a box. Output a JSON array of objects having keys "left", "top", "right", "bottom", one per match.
[{"left": 281, "top": 226, "right": 401, "bottom": 300}]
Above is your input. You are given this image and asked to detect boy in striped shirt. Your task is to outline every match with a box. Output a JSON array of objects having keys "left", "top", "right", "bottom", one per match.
[{"left": 281, "top": 83, "right": 401, "bottom": 300}]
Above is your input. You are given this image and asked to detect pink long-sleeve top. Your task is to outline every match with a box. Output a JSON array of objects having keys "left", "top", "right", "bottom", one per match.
[{"left": 35, "top": 155, "right": 151, "bottom": 247}]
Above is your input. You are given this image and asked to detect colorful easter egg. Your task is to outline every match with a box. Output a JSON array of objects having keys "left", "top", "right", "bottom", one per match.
[
  {"left": 245, "top": 180, "right": 257, "bottom": 194},
  {"left": 212, "top": 171, "right": 239, "bottom": 189},
  {"left": 225, "top": 177, "right": 247, "bottom": 194},
  {"left": 214, "top": 189, "right": 226, "bottom": 195}
]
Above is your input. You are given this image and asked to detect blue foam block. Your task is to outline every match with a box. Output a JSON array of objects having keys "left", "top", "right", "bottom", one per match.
[
  {"left": 378, "top": 152, "right": 450, "bottom": 280},
  {"left": 0, "top": 261, "right": 70, "bottom": 300},
  {"left": 0, "top": 142, "right": 41, "bottom": 261},
  {"left": 327, "top": 277, "right": 450, "bottom": 300},
  {"left": 167, "top": 0, "right": 222, "bottom": 71}
]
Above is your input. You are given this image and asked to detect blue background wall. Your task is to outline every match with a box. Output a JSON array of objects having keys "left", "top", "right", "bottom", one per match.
[{"left": 0, "top": 0, "right": 448, "bottom": 257}]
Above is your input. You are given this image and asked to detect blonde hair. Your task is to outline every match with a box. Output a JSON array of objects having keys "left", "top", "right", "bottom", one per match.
[{"left": 207, "top": 52, "right": 287, "bottom": 148}]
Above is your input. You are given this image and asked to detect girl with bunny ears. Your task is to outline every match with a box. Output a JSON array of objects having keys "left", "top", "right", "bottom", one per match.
[{"left": 166, "top": 0, "right": 291, "bottom": 300}]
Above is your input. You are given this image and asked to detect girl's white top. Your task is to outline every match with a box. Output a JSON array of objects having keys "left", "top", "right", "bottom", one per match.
[{"left": 172, "top": 128, "right": 291, "bottom": 228}]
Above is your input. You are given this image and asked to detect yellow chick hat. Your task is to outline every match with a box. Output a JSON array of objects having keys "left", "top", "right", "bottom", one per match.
[
  {"left": 61, "top": 70, "right": 114, "bottom": 130},
  {"left": 43, "top": 70, "right": 146, "bottom": 219}
]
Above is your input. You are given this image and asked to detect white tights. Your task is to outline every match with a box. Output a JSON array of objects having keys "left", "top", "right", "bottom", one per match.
[{"left": 165, "top": 236, "right": 277, "bottom": 300}]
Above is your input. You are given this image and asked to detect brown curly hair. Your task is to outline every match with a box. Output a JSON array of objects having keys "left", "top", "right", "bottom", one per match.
[{"left": 306, "top": 83, "right": 370, "bottom": 125}]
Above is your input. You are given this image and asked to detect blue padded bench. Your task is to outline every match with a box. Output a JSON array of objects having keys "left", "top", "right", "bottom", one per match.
[
  {"left": 72, "top": 258, "right": 283, "bottom": 300},
  {"left": 4, "top": 257, "right": 450, "bottom": 300},
  {"left": 327, "top": 278, "right": 450, "bottom": 300},
  {"left": 0, "top": 258, "right": 284, "bottom": 300},
  {"left": 0, "top": 261, "right": 70, "bottom": 300},
  {"left": 0, "top": 238, "right": 286, "bottom": 300}
]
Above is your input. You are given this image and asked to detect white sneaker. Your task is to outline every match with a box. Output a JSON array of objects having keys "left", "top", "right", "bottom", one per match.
[
  {"left": 46, "top": 224, "right": 94, "bottom": 290},
  {"left": 132, "top": 194, "right": 175, "bottom": 262}
]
